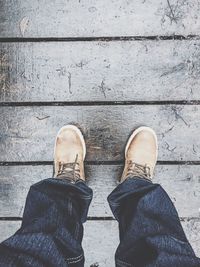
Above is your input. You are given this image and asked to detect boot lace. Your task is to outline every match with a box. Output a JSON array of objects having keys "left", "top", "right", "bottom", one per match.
[
  {"left": 57, "top": 154, "right": 81, "bottom": 181},
  {"left": 126, "top": 161, "right": 151, "bottom": 180}
]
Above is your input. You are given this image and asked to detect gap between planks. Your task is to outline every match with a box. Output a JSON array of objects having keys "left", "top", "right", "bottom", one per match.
[
  {"left": 0, "top": 35, "right": 200, "bottom": 43},
  {"left": 1, "top": 100, "right": 200, "bottom": 107},
  {"left": 1, "top": 161, "right": 200, "bottom": 166},
  {"left": 0, "top": 217, "right": 198, "bottom": 221}
]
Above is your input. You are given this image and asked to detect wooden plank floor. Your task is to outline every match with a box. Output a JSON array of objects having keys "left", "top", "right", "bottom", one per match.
[{"left": 0, "top": 1, "right": 200, "bottom": 266}]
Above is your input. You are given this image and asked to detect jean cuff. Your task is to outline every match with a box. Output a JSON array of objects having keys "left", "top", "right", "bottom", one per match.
[{"left": 121, "top": 175, "right": 153, "bottom": 184}]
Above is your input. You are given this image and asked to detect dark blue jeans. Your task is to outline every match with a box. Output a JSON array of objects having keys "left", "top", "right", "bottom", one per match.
[{"left": 0, "top": 177, "right": 199, "bottom": 267}]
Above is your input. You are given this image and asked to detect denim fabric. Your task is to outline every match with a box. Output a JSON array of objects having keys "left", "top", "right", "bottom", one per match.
[
  {"left": 0, "top": 178, "right": 93, "bottom": 267},
  {"left": 108, "top": 177, "right": 200, "bottom": 267},
  {"left": 0, "top": 176, "right": 199, "bottom": 267}
]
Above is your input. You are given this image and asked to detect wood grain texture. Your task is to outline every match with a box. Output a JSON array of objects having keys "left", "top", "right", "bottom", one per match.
[
  {"left": 0, "top": 105, "right": 200, "bottom": 162},
  {"left": 0, "top": 219, "right": 199, "bottom": 266},
  {"left": 1, "top": 40, "right": 200, "bottom": 102},
  {"left": 0, "top": 165, "right": 200, "bottom": 217},
  {"left": 0, "top": 0, "right": 200, "bottom": 37}
]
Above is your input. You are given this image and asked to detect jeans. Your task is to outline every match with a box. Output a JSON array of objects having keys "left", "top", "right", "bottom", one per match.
[{"left": 0, "top": 177, "right": 199, "bottom": 267}]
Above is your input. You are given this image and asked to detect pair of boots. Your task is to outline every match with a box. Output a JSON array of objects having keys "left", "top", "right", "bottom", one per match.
[{"left": 54, "top": 125, "right": 157, "bottom": 183}]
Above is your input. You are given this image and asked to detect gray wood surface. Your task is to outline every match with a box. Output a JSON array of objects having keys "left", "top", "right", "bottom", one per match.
[
  {"left": 1, "top": 0, "right": 200, "bottom": 264},
  {"left": 0, "top": 0, "right": 200, "bottom": 37},
  {"left": 0, "top": 164, "right": 200, "bottom": 218},
  {"left": 0, "top": 219, "right": 199, "bottom": 266},
  {"left": 1, "top": 40, "right": 200, "bottom": 102},
  {"left": 0, "top": 105, "right": 200, "bottom": 162}
]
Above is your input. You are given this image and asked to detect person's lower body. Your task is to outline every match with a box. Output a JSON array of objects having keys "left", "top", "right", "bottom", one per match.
[{"left": 0, "top": 176, "right": 199, "bottom": 267}]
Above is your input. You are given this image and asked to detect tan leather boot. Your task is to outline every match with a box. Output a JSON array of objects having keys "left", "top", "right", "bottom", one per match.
[
  {"left": 53, "top": 125, "right": 86, "bottom": 182},
  {"left": 120, "top": 126, "right": 158, "bottom": 183}
]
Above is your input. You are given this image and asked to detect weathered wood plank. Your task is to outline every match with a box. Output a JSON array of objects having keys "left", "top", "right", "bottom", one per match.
[
  {"left": 0, "top": 105, "right": 199, "bottom": 161},
  {"left": 1, "top": 40, "right": 200, "bottom": 102},
  {"left": 0, "top": 0, "right": 200, "bottom": 37},
  {"left": 0, "top": 165, "right": 199, "bottom": 217},
  {"left": 0, "top": 219, "right": 199, "bottom": 266}
]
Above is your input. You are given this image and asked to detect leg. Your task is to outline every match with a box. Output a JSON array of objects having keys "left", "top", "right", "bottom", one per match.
[
  {"left": 0, "top": 179, "right": 92, "bottom": 267},
  {"left": 108, "top": 127, "right": 200, "bottom": 267},
  {"left": 0, "top": 125, "right": 92, "bottom": 267},
  {"left": 108, "top": 178, "right": 200, "bottom": 267}
]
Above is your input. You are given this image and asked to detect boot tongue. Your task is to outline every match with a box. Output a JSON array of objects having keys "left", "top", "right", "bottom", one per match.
[
  {"left": 56, "top": 154, "right": 81, "bottom": 181},
  {"left": 127, "top": 161, "right": 151, "bottom": 180}
]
